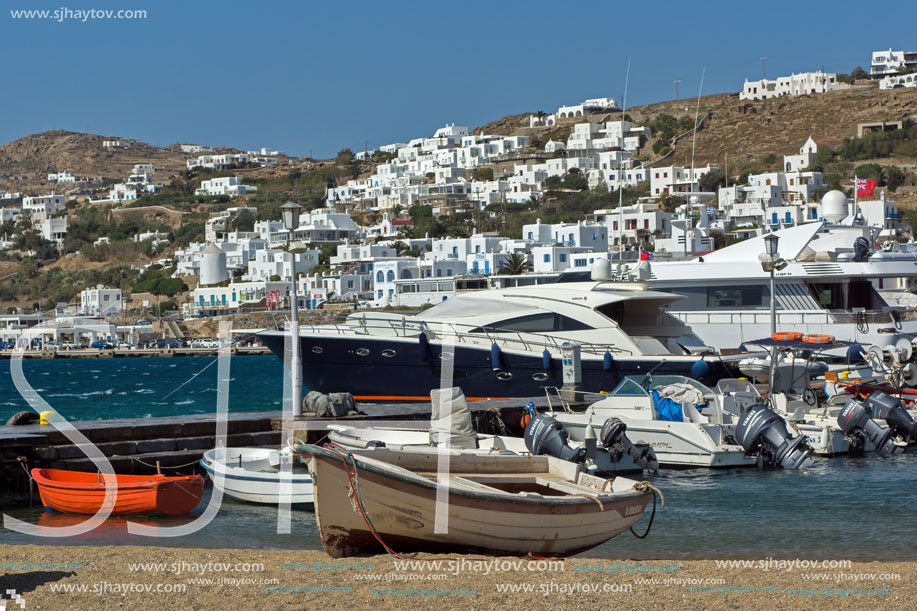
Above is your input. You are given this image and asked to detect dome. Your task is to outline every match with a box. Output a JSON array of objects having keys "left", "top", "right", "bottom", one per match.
[{"left": 821, "top": 190, "right": 848, "bottom": 224}]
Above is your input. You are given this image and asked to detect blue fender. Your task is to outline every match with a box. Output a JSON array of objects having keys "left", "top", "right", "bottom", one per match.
[
  {"left": 603, "top": 351, "right": 613, "bottom": 372},
  {"left": 418, "top": 332, "right": 429, "bottom": 362},
  {"left": 491, "top": 343, "right": 502, "bottom": 371},
  {"left": 542, "top": 349, "right": 552, "bottom": 371},
  {"left": 690, "top": 359, "right": 711, "bottom": 380}
]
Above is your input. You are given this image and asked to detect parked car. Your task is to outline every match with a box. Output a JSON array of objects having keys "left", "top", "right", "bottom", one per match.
[
  {"left": 191, "top": 338, "right": 219, "bottom": 349},
  {"left": 90, "top": 340, "right": 114, "bottom": 349},
  {"left": 151, "top": 338, "right": 184, "bottom": 349},
  {"left": 135, "top": 320, "right": 153, "bottom": 327}
]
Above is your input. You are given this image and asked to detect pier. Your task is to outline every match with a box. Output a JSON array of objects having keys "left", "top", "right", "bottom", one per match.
[{"left": 0, "top": 345, "right": 271, "bottom": 359}]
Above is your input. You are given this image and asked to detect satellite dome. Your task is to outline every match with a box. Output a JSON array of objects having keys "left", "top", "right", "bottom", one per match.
[{"left": 821, "top": 190, "right": 848, "bottom": 224}]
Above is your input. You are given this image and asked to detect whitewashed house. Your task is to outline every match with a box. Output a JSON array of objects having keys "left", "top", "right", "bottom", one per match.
[
  {"left": 23, "top": 194, "right": 66, "bottom": 219},
  {"left": 244, "top": 249, "right": 319, "bottom": 282},
  {"left": 80, "top": 286, "right": 122, "bottom": 317},
  {"left": 195, "top": 176, "right": 257, "bottom": 197},
  {"left": 739, "top": 71, "right": 847, "bottom": 101}
]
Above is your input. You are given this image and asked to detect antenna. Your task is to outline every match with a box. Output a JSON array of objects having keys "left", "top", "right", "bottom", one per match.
[
  {"left": 618, "top": 56, "right": 631, "bottom": 256},
  {"left": 673, "top": 79, "right": 681, "bottom": 100},
  {"left": 690, "top": 67, "right": 705, "bottom": 189}
]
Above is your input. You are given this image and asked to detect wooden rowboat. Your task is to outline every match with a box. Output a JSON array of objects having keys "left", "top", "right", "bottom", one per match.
[
  {"left": 31, "top": 468, "right": 204, "bottom": 516},
  {"left": 298, "top": 444, "right": 656, "bottom": 558}
]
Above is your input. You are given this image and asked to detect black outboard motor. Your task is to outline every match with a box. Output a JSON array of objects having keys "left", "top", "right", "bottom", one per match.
[
  {"left": 864, "top": 392, "right": 917, "bottom": 444},
  {"left": 837, "top": 399, "right": 901, "bottom": 456},
  {"left": 852, "top": 236, "right": 870, "bottom": 262},
  {"left": 734, "top": 404, "right": 812, "bottom": 469},
  {"left": 600, "top": 418, "right": 658, "bottom": 471},
  {"left": 524, "top": 413, "right": 586, "bottom": 463}
]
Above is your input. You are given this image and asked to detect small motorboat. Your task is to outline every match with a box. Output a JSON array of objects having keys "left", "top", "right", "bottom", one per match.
[
  {"left": 31, "top": 468, "right": 203, "bottom": 516},
  {"left": 298, "top": 443, "right": 657, "bottom": 558},
  {"left": 200, "top": 447, "right": 314, "bottom": 505}
]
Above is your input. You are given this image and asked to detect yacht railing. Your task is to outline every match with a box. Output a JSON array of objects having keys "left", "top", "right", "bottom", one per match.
[
  {"left": 302, "top": 317, "right": 636, "bottom": 357},
  {"left": 677, "top": 309, "right": 916, "bottom": 327}
]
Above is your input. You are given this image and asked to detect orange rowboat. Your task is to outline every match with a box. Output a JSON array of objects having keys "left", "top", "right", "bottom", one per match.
[{"left": 31, "top": 468, "right": 204, "bottom": 516}]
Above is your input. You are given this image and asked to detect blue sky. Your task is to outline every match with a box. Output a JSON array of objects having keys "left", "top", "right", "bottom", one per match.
[{"left": 1, "top": 0, "right": 915, "bottom": 157}]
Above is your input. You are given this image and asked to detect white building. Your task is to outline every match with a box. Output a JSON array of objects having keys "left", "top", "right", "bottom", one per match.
[
  {"left": 0, "top": 207, "right": 22, "bottom": 223},
  {"left": 256, "top": 208, "right": 362, "bottom": 247},
  {"left": 180, "top": 144, "right": 213, "bottom": 154},
  {"left": 205, "top": 206, "right": 258, "bottom": 242},
  {"left": 80, "top": 286, "right": 123, "bottom": 317},
  {"left": 739, "top": 71, "right": 848, "bottom": 101},
  {"left": 186, "top": 153, "right": 250, "bottom": 170},
  {"left": 556, "top": 97, "right": 619, "bottom": 118},
  {"left": 195, "top": 176, "right": 257, "bottom": 197},
  {"left": 40, "top": 217, "right": 68, "bottom": 245},
  {"left": 650, "top": 164, "right": 718, "bottom": 196},
  {"left": 594, "top": 202, "right": 672, "bottom": 246},
  {"left": 879, "top": 73, "right": 917, "bottom": 90},
  {"left": 23, "top": 194, "right": 66, "bottom": 219},
  {"left": 47, "top": 171, "right": 77, "bottom": 183},
  {"left": 244, "top": 248, "right": 319, "bottom": 282},
  {"left": 871, "top": 49, "right": 917, "bottom": 77},
  {"left": 521, "top": 219, "right": 608, "bottom": 251},
  {"left": 532, "top": 246, "right": 603, "bottom": 273},
  {"left": 102, "top": 139, "right": 133, "bottom": 149}
]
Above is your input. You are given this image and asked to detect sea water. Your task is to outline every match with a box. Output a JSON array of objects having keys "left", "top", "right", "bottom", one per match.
[{"left": 0, "top": 356, "right": 283, "bottom": 422}]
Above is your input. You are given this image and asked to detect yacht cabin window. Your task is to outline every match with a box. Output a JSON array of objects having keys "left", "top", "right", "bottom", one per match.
[{"left": 471, "top": 312, "right": 592, "bottom": 333}]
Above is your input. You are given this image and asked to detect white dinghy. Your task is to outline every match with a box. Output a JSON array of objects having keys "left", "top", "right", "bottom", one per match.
[{"left": 200, "top": 446, "right": 314, "bottom": 505}]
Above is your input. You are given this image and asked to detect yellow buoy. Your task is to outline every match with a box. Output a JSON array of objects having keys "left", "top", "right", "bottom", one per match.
[{"left": 39, "top": 411, "right": 54, "bottom": 425}]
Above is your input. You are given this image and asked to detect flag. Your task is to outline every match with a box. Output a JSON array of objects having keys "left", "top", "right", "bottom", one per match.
[
  {"left": 639, "top": 250, "right": 654, "bottom": 261},
  {"left": 855, "top": 176, "right": 877, "bottom": 199}
]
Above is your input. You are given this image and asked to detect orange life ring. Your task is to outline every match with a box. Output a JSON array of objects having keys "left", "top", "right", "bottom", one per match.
[
  {"left": 521, "top": 413, "right": 532, "bottom": 429},
  {"left": 771, "top": 332, "right": 803, "bottom": 341},
  {"left": 802, "top": 334, "right": 835, "bottom": 344}
]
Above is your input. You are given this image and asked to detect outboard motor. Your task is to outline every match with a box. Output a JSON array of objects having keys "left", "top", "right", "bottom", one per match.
[
  {"left": 837, "top": 399, "right": 901, "bottom": 456},
  {"left": 852, "top": 236, "right": 871, "bottom": 262},
  {"left": 524, "top": 413, "right": 586, "bottom": 463},
  {"left": 600, "top": 418, "right": 658, "bottom": 471},
  {"left": 864, "top": 392, "right": 917, "bottom": 444},
  {"left": 734, "top": 405, "right": 812, "bottom": 469}
]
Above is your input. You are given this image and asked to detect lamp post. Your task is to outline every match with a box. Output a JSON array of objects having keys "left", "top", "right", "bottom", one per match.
[
  {"left": 763, "top": 233, "right": 779, "bottom": 335},
  {"left": 280, "top": 202, "right": 303, "bottom": 417},
  {"left": 763, "top": 232, "right": 780, "bottom": 399}
]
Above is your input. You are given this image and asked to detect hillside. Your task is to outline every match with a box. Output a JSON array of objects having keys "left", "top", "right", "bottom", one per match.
[{"left": 0, "top": 131, "right": 241, "bottom": 194}]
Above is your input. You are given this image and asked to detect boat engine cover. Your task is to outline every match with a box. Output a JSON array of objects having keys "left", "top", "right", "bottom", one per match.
[
  {"left": 865, "top": 392, "right": 917, "bottom": 443},
  {"left": 734, "top": 404, "right": 812, "bottom": 469},
  {"left": 600, "top": 417, "right": 658, "bottom": 471},
  {"left": 524, "top": 414, "right": 585, "bottom": 463},
  {"left": 838, "top": 400, "right": 901, "bottom": 456}
]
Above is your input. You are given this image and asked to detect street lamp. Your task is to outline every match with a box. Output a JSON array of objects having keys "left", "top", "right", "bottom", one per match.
[
  {"left": 280, "top": 202, "right": 303, "bottom": 417},
  {"left": 763, "top": 233, "right": 779, "bottom": 335}
]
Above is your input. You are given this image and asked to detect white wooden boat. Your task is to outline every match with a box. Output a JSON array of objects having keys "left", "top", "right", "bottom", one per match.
[
  {"left": 298, "top": 444, "right": 655, "bottom": 557},
  {"left": 200, "top": 447, "right": 314, "bottom": 505}
]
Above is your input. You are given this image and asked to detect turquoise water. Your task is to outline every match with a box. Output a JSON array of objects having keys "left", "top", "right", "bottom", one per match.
[
  {"left": 0, "top": 356, "right": 284, "bottom": 422},
  {"left": 1, "top": 357, "right": 916, "bottom": 559}
]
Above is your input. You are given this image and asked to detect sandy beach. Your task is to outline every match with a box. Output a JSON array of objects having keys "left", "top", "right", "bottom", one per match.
[{"left": 0, "top": 544, "right": 912, "bottom": 610}]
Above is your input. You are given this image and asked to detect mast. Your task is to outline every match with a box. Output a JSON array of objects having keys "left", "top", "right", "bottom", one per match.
[{"left": 618, "top": 57, "right": 631, "bottom": 256}]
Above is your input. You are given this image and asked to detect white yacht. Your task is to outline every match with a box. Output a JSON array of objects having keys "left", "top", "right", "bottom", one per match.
[
  {"left": 647, "top": 222, "right": 917, "bottom": 353},
  {"left": 259, "top": 262, "right": 744, "bottom": 401}
]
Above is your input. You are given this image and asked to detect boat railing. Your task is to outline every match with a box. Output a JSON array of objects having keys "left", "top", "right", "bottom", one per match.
[
  {"left": 302, "top": 317, "right": 634, "bottom": 357},
  {"left": 677, "top": 308, "right": 916, "bottom": 327}
]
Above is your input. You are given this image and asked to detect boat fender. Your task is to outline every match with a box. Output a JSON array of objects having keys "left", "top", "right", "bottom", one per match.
[
  {"left": 542, "top": 349, "right": 552, "bottom": 371},
  {"left": 520, "top": 402, "right": 536, "bottom": 429},
  {"left": 846, "top": 343, "right": 865, "bottom": 364},
  {"left": 418, "top": 331, "right": 429, "bottom": 362},
  {"left": 690, "top": 359, "right": 710, "bottom": 380},
  {"left": 491, "top": 343, "right": 502, "bottom": 371},
  {"left": 5, "top": 411, "right": 39, "bottom": 426},
  {"left": 603, "top": 351, "right": 613, "bottom": 372}
]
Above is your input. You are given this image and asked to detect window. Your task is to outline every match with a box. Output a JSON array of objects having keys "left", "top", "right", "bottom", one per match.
[
  {"left": 377, "top": 290, "right": 383, "bottom": 299},
  {"left": 574, "top": 258, "right": 587, "bottom": 267},
  {"left": 386, "top": 270, "right": 395, "bottom": 282},
  {"left": 785, "top": 212, "right": 792, "bottom": 223},
  {"left": 471, "top": 312, "right": 592, "bottom": 333},
  {"left": 559, "top": 254, "right": 567, "bottom": 262},
  {"left": 376, "top": 271, "right": 384, "bottom": 282},
  {"left": 543, "top": 254, "right": 551, "bottom": 262},
  {"left": 643, "top": 219, "right": 649, "bottom": 230},
  {"left": 706, "top": 286, "right": 763, "bottom": 308}
]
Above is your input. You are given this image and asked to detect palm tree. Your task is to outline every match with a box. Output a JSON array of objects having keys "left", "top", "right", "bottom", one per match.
[
  {"left": 500, "top": 252, "right": 532, "bottom": 275},
  {"left": 392, "top": 240, "right": 411, "bottom": 256}
]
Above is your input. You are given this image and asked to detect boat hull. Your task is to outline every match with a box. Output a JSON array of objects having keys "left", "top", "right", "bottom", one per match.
[
  {"left": 259, "top": 332, "right": 737, "bottom": 401},
  {"left": 200, "top": 448, "right": 314, "bottom": 505},
  {"left": 306, "top": 449, "right": 650, "bottom": 557},
  {"left": 31, "top": 468, "right": 203, "bottom": 516}
]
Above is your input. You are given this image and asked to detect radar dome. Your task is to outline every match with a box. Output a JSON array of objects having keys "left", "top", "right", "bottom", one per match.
[{"left": 821, "top": 190, "right": 848, "bottom": 224}]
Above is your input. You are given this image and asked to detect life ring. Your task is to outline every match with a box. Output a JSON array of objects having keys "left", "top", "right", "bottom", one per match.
[
  {"left": 771, "top": 332, "right": 803, "bottom": 341},
  {"left": 802, "top": 334, "right": 835, "bottom": 344},
  {"left": 520, "top": 413, "right": 532, "bottom": 429}
]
